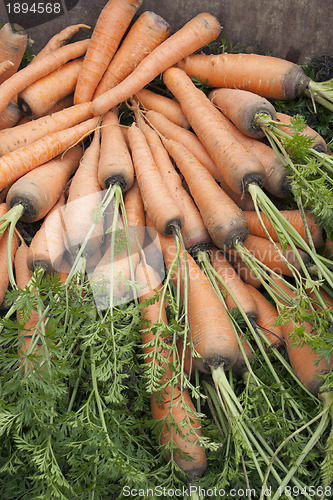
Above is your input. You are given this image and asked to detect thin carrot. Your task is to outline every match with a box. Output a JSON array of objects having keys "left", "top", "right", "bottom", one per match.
[
  {"left": 127, "top": 123, "right": 184, "bottom": 236},
  {"left": 0, "top": 228, "right": 19, "bottom": 305},
  {"left": 243, "top": 210, "right": 324, "bottom": 248},
  {"left": 163, "top": 67, "right": 266, "bottom": 195},
  {"left": 139, "top": 120, "right": 210, "bottom": 252},
  {"left": 276, "top": 111, "right": 327, "bottom": 153},
  {"left": 0, "top": 116, "right": 98, "bottom": 191},
  {"left": 162, "top": 137, "right": 249, "bottom": 250},
  {"left": 94, "top": 11, "right": 170, "bottom": 97},
  {"left": 135, "top": 89, "right": 190, "bottom": 129},
  {"left": 0, "top": 102, "right": 92, "bottom": 156},
  {"left": 0, "top": 100, "right": 21, "bottom": 131},
  {"left": 30, "top": 24, "right": 90, "bottom": 64},
  {"left": 90, "top": 12, "right": 221, "bottom": 115},
  {"left": 74, "top": 0, "right": 143, "bottom": 104},
  {"left": 0, "top": 23, "right": 27, "bottom": 84},
  {"left": 18, "top": 59, "right": 83, "bottom": 118},
  {"left": 0, "top": 38, "right": 90, "bottom": 115}
]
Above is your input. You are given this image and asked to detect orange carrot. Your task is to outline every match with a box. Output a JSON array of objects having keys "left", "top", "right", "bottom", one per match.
[
  {"left": 30, "top": 24, "right": 90, "bottom": 65},
  {"left": 6, "top": 145, "right": 82, "bottom": 222},
  {"left": 177, "top": 53, "right": 311, "bottom": 100},
  {"left": 135, "top": 89, "right": 190, "bottom": 129},
  {"left": 18, "top": 59, "right": 83, "bottom": 118},
  {"left": 243, "top": 210, "right": 324, "bottom": 248},
  {"left": 63, "top": 130, "right": 103, "bottom": 259},
  {"left": 90, "top": 12, "right": 221, "bottom": 115},
  {"left": 47, "top": 95, "right": 74, "bottom": 114},
  {"left": 276, "top": 111, "right": 327, "bottom": 153},
  {"left": 98, "top": 110, "right": 134, "bottom": 192},
  {"left": 162, "top": 137, "right": 249, "bottom": 250},
  {"left": 0, "top": 116, "right": 98, "bottom": 191},
  {"left": 0, "top": 23, "right": 27, "bottom": 84},
  {"left": 127, "top": 123, "right": 184, "bottom": 236},
  {"left": 27, "top": 194, "right": 66, "bottom": 274},
  {"left": 139, "top": 121, "right": 210, "bottom": 251},
  {"left": 0, "top": 60, "right": 14, "bottom": 78},
  {"left": 209, "top": 246, "right": 259, "bottom": 320},
  {"left": 0, "top": 39, "right": 90, "bottom": 115},
  {"left": 0, "top": 102, "right": 92, "bottom": 156},
  {"left": 94, "top": 11, "right": 170, "bottom": 97},
  {"left": 163, "top": 67, "right": 266, "bottom": 195},
  {"left": 74, "top": 0, "right": 142, "bottom": 104},
  {"left": 0, "top": 100, "right": 21, "bottom": 131},
  {"left": 228, "top": 253, "right": 262, "bottom": 289}
]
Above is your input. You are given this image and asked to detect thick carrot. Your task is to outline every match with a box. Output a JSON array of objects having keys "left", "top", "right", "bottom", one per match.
[
  {"left": 0, "top": 102, "right": 92, "bottom": 156},
  {"left": 90, "top": 12, "right": 221, "bottom": 115},
  {"left": 162, "top": 137, "right": 249, "bottom": 250},
  {"left": 163, "top": 67, "right": 266, "bottom": 195},
  {"left": 0, "top": 116, "right": 98, "bottom": 191},
  {"left": 30, "top": 24, "right": 90, "bottom": 65},
  {"left": 276, "top": 112, "right": 327, "bottom": 153},
  {"left": 0, "top": 39, "right": 90, "bottom": 115},
  {"left": 27, "top": 194, "right": 66, "bottom": 274},
  {"left": 135, "top": 89, "right": 190, "bottom": 129},
  {"left": 209, "top": 246, "right": 259, "bottom": 320},
  {"left": 0, "top": 23, "right": 27, "bottom": 84},
  {"left": 140, "top": 121, "right": 210, "bottom": 251},
  {"left": 243, "top": 210, "right": 324, "bottom": 248},
  {"left": 127, "top": 123, "right": 184, "bottom": 236},
  {"left": 94, "top": 11, "right": 170, "bottom": 97},
  {"left": 74, "top": 0, "right": 142, "bottom": 104},
  {"left": 6, "top": 146, "right": 82, "bottom": 222},
  {"left": 98, "top": 110, "right": 134, "bottom": 192},
  {"left": 63, "top": 131, "right": 103, "bottom": 259},
  {"left": 208, "top": 87, "right": 277, "bottom": 139},
  {"left": 136, "top": 261, "right": 207, "bottom": 480},
  {"left": 18, "top": 59, "right": 83, "bottom": 118},
  {"left": 0, "top": 100, "right": 21, "bottom": 131}
]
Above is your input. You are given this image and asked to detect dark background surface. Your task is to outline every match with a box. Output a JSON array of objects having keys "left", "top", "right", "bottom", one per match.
[{"left": 0, "top": 0, "right": 332, "bottom": 63}]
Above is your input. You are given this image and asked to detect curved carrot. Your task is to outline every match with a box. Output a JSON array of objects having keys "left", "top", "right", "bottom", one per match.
[
  {"left": 0, "top": 23, "right": 27, "bottom": 84},
  {"left": 0, "top": 39, "right": 90, "bottom": 115},
  {"left": 127, "top": 123, "right": 184, "bottom": 236},
  {"left": 0, "top": 116, "right": 98, "bottom": 191},
  {"left": 18, "top": 59, "right": 83, "bottom": 118},
  {"left": 135, "top": 89, "right": 190, "bottom": 129},
  {"left": 74, "top": 0, "right": 142, "bottom": 104},
  {"left": 162, "top": 137, "right": 249, "bottom": 250},
  {"left": 94, "top": 11, "right": 170, "bottom": 97},
  {"left": 0, "top": 102, "right": 92, "bottom": 157},
  {"left": 163, "top": 67, "right": 266, "bottom": 195},
  {"left": 276, "top": 112, "right": 327, "bottom": 153},
  {"left": 90, "top": 12, "right": 221, "bottom": 115}
]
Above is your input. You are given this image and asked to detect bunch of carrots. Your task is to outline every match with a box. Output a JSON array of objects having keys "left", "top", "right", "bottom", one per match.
[{"left": 0, "top": 0, "right": 332, "bottom": 498}]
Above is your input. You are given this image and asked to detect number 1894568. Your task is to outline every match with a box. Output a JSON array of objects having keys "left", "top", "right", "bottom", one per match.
[{"left": 6, "top": 3, "right": 61, "bottom": 14}]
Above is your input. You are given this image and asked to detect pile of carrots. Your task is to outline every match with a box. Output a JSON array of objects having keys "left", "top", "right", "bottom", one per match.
[{"left": 0, "top": 0, "right": 332, "bottom": 497}]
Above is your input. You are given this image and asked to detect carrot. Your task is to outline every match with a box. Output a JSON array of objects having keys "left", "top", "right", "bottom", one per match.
[
  {"left": 276, "top": 111, "right": 327, "bottom": 153},
  {"left": 0, "top": 102, "right": 92, "bottom": 157},
  {"left": 0, "top": 60, "right": 14, "bottom": 78},
  {"left": 0, "top": 39, "right": 90, "bottom": 116},
  {"left": 228, "top": 253, "right": 263, "bottom": 289},
  {"left": 209, "top": 246, "right": 259, "bottom": 320},
  {"left": 94, "top": 11, "right": 170, "bottom": 97},
  {"left": 98, "top": 110, "right": 134, "bottom": 192},
  {"left": 63, "top": 130, "right": 103, "bottom": 260},
  {"left": 27, "top": 194, "right": 66, "bottom": 274},
  {"left": 177, "top": 53, "right": 333, "bottom": 110},
  {"left": 243, "top": 210, "right": 324, "bottom": 248},
  {"left": 47, "top": 95, "right": 74, "bottom": 114},
  {"left": 0, "top": 23, "right": 27, "bottom": 84},
  {"left": 0, "top": 100, "right": 21, "bottom": 131},
  {"left": 139, "top": 120, "right": 210, "bottom": 252},
  {"left": 163, "top": 67, "right": 267, "bottom": 195},
  {"left": 90, "top": 12, "right": 222, "bottom": 115},
  {"left": 0, "top": 228, "right": 19, "bottom": 305},
  {"left": 30, "top": 24, "right": 90, "bottom": 65},
  {"left": 18, "top": 59, "right": 83, "bottom": 118},
  {"left": 136, "top": 261, "right": 207, "bottom": 480},
  {"left": 208, "top": 87, "right": 277, "bottom": 139},
  {"left": 6, "top": 145, "right": 82, "bottom": 222},
  {"left": 162, "top": 137, "right": 249, "bottom": 250},
  {"left": 127, "top": 123, "right": 184, "bottom": 236},
  {"left": 74, "top": 0, "right": 143, "bottom": 104},
  {"left": 135, "top": 89, "right": 190, "bottom": 129},
  {"left": 0, "top": 116, "right": 98, "bottom": 191},
  {"left": 228, "top": 234, "right": 311, "bottom": 277}
]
